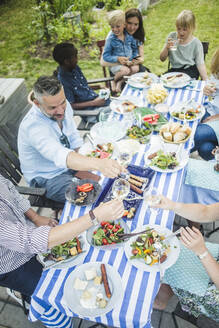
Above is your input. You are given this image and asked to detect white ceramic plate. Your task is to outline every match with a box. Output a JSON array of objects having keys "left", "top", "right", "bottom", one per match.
[
  {"left": 144, "top": 144, "right": 189, "bottom": 173},
  {"left": 90, "top": 121, "right": 126, "bottom": 143},
  {"left": 86, "top": 219, "right": 130, "bottom": 250},
  {"left": 110, "top": 96, "right": 144, "bottom": 114},
  {"left": 37, "top": 235, "right": 87, "bottom": 270},
  {"left": 79, "top": 141, "right": 117, "bottom": 159},
  {"left": 169, "top": 101, "right": 205, "bottom": 122},
  {"left": 161, "top": 72, "right": 191, "bottom": 88},
  {"left": 63, "top": 262, "right": 123, "bottom": 317},
  {"left": 127, "top": 72, "right": 159, "bottom": 89},
  {"left": 124, "top": 225, "right": 180, "bottom": 272},
  {"left": 115, "top": 139, "right": 141, "bottom": 156}
]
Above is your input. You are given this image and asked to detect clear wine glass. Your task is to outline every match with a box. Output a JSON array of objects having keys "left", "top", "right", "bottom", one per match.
[
  {"left": 143, "top": 187, "right": 161, "bottom": 214},
  {"left": 99, "top": 107, "right": 114, "bottom": 125},
  {"left": 111, "top": 178, "right": 130, "bottom": 200},
  {"left": 117, "top": 151, "right": 132, "bottom": 168}
]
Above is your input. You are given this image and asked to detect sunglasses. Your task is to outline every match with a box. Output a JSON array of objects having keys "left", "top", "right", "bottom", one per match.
[{"left": 59, "top": 133, "right": 70, "bottom": 148}]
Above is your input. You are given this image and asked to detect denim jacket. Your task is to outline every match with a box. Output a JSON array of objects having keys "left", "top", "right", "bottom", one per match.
[{"left": 103, "top": 30, "right": 139, "bottom": 63}]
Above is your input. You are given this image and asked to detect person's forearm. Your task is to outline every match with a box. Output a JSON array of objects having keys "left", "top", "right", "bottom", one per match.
[
  {"left": 48, "top": 213, "right": 92, "bottom": 248},
  {"left": 25, "top": 208, "right": 40, "bottom": 225},
  {"left": 200, "top": 251, "right": 219, "bottom": 289},
  {"left": 160, "top": 46, "right": 168, "bottom": 61},
  {"left": 100, "top": 56, "right": 118, "bottom": 67},
  {"left": 171, "top": 202, "right": 219, "bottom": 223},
  {"left": 66, "top": 151, "right": 99, "bottom": 171},
  {"left": 197, "top": 63, "right": 208, "bottom": 80},
  {"left": 71, "top": 101, "right": 96, "bottom": 109}
]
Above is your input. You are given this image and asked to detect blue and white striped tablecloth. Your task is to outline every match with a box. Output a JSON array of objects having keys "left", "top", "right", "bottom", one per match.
[{"left": 28, "top": 81, "right": 205, "bottom": 328}]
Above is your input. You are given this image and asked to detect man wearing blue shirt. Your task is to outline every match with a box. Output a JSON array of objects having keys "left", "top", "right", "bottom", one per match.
[
  {"left": 53, "top": 43, "right": 110, "bottom": 123},
  {"left": 18, "top": 76, "right": 123, "bottom": 203}
]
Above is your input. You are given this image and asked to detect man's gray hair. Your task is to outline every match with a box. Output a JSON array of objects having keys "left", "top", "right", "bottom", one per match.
[{"left": 33, "top": 75, "right": 62, "bottom": 103}]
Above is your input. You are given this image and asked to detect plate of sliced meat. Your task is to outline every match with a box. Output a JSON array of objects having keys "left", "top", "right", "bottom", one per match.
[
  {"left": 64, "top": 262, "right": 123, "bottom": 317},
  {"left": 161, "top": 72, "right": 191, "bottom": 89}
]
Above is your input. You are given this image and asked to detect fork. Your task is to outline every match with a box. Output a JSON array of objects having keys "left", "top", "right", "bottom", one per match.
[{"left": 117, "top": 228, "right": 153, "bottom": 240}]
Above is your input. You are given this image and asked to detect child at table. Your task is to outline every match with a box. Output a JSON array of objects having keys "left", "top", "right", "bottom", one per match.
[
  {"left": 192, "top": 49, "right": 219, "bottom": 160},
  {"left": 160, "top": 10, "right": 208, "bottom": 80},
  {"left": 103, "top": 10, "right": 139, "bottom": 93}
]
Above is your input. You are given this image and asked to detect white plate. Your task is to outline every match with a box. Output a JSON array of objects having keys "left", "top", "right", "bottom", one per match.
[
  {"left": 63, "top": 262, "right": 123, "bottom": 317},
  {"left": 90, "top": 121, "right": 126, "bottom": 143},
  {"left": 115, "top": 139, "right": 141, "bottom": 156},
  {"left": 161, "top": 72, "right": 191, "bottom": 88},
  {"left": 124, "top": 225, "right": 180, "bottom": 272},
  {"left": 110, "top": 96, "right": 144, "bottom": 114},
  {"left": 37, "top": 236, "right": 87, "bottom": 270},
  {"left": 86, "top": 219, "right": 130, "bottom": 250},
  {"left": 127, "top": 72, "right": 159, "bottom": 89},
  {"left": 169, "top": 101, "right": 205, "bottom": 122},
  {"left": 144, "top": 144, "right": 189, "bottom": 173},
  {"left": 79, "top": 141, "right": 117, "bottom": 159}
]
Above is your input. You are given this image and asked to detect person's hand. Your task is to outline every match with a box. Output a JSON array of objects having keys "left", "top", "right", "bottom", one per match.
[
  {"left": 212, "top": 146, "right": 219, "bottom": 156},
  {"left": 117, "top": 56, "right": 129, "bottom": 65},
  {"left": 202, "top": 114, "right": 219, "bottom": 124},
  {"left": 131, "top": 58, "right": 140, "bottom": 65},
  {"left": 92, "top": 97, "right": 106, "bottom": 107},
  {"left": 35, "top": 215, "right": 58, "bottom": 227},
  {"left": 166, "top": 38, "right": 174, "bottom": 50},
  {"left": 93, "top": 199, "right": 124, "bottom": 222},
  {"left": 180, "top": 226, "right": 207, "bottom": 256},
  {"left": 96, "top": 158, "right": 125, "bottom": 178},
  {"left": 203, "top": 84, "right": 216, "bottom": 97},
  {"left": 151, "top": 194, "right": 174, "bottom": 210},
  {"left": 125, "top": 60, "right": 133, "bottom": 67}
]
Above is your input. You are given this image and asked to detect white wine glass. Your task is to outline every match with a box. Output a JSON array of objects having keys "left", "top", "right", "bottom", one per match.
[
  {"left": 112, "top": 178, "right": 130, "bottom": 200},
  {"left": 144, "top": 187, "right": 161, "bottom": 214}
]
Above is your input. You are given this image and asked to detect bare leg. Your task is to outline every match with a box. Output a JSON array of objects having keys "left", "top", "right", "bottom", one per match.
[
  {"left": 130, "top": 64, "right": 140, "bottom": 75},
  {"left": 114, "top": 66, "right": 130, "bottom": 83},
  {"left": 153, "top": 283, "right": 174, "bottom": 310}
]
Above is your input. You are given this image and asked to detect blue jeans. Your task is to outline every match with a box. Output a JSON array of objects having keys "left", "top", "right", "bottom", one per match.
[
  {"left": 0, "top": 256, "right": 42, "bottom": 303},
  {"left": 31, "top": 170, "right": 76, "bottom": 203},
  {"left": 193, "top": 123, "right": 218, "bottom": 160}
]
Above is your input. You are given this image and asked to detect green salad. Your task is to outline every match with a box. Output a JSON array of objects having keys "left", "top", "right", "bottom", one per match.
[
  {"left": 43, "top": 237, "right": 82, "bottom": 262},
  {"left": 149, "top": 150, "right": 179, "bottom": 170}
]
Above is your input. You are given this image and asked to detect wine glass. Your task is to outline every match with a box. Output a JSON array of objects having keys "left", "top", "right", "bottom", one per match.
[
  {"left": 99, "top": 107, "right": 114, "bottom": 125},
  {"left": 111, "top": 178, "right": 130, "bottom": 200},
  {"left": 143, "top": 187, "right": 161, "bottom": 214},
  {"left": 117, "top": 151, "right": 132, "bottom": 168}
]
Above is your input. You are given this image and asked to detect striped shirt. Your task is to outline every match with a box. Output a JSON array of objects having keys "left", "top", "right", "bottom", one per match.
[{"left": 0, "top": 175, "right": 51, "bottom": 274}]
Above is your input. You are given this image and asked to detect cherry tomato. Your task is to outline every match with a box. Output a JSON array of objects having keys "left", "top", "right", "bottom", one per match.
[
  {"left": 101, "top": 221, "right": 107, "bottom": 227},
  {"left": 132, "top": 249, "right": 138, "bottom": 255},
  {"left": 102, "top": 238, "right": 108, "bottom": 245},
  {"left": 112, "top": 228, "right": 118, "bottom": 233},
  {"left": 108, "top": 224, "right": 113, "bottom": 229}
]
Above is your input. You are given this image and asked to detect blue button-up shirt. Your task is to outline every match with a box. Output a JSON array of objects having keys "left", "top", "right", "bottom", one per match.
[
  {"left": 58, "top": 65, "right": 98, "bottom": 104},
  {"left": 18, "top": 101, "right": 83, "bottom": 184},
  {"left": 103, "top": 30, "right": 139, "bottom": 63}
]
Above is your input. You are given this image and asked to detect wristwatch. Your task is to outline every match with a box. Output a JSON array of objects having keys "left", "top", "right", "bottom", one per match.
[
  {"left": 198, "top": 251, "right": 208, "bottom": 260},
  {"left": 89, "top": 210, "right": 98, "bottom": 226}
]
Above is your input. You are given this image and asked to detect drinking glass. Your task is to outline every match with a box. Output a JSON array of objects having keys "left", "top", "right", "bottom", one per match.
[
  {"left": 168, "top": 37, "right": 178, "bottom": 51},
  {"left": 112, "top": 178, "right": 130, "bottom": 200},
  {"left": 117, "top": 151, "right": 132, "bottom": 168},
  {"left": 144, "top": 187, "right": 161, "bottom": 214},
  {"left": 206, "top": 80, "right": 216, "bottom": 101},
  {"left": 99, "top": 107, "right": 114, "bottom": 125}
]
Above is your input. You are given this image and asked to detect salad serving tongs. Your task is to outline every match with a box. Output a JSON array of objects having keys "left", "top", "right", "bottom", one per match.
[
  {"left": 164, "top": 227, "right": 182, "bottom": 241},
  {"left": 117, "top": 228, "right": 153, "bottom": 241},
  {"left": 86, "top": 133, "right": 102, "bottom": 151}
]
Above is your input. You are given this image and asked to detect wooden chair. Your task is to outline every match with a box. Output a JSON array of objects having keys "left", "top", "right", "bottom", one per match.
[
  {"left": 97, "top": 40, "right": 114, "bottom": 91},
  {"left": 0, "top": 123, "right": 64, "bottom": 214}
]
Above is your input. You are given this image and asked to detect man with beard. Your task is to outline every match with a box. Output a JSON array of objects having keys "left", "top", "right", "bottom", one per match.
[{"left": 18, "top": 75, "right": 123, "bottom": 203}]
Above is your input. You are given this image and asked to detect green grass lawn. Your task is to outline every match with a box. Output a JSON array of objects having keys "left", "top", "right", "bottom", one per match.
[{"left": 0, "top": 0, "right": 218, "bottom": 91}]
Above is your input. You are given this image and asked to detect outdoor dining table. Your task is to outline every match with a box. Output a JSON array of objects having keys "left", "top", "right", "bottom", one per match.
[{"left": 28, "top": 80, "right": 206, "bottom": 328}]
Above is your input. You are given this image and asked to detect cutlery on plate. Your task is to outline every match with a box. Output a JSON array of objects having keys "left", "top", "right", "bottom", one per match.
[
  {"left": 164, "top": 228, "right": 182, "bottom": 241},
  {"left": 117, "top": 228, "right": 153, "bottom": 240},
  {"left": 86, "top": 134, "right": 102, "bottom": 151},
  {"left": 43, "top": 251, "right": 87, "bottom": 270}
]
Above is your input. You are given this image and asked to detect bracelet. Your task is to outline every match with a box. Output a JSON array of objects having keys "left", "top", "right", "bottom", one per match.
[
  {"left": 89, "top": 210, "right": 98, "bottom": 226},
  {"left": 198, "top": 251, "right": 209, "bottom": 260}
]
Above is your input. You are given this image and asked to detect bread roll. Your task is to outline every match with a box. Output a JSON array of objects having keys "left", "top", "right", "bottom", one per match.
[
  {"left": 181, "top": 125, "right": 191, "bottom": 136},
  {"left": 173, "top": 132, "right": 187, "bottom": 142},
  {"left": 170, "top": 122, "right": 181, "bottom": 134},
  {"left": 163, "top": 131, "right": 172, "bottom": 141}
]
